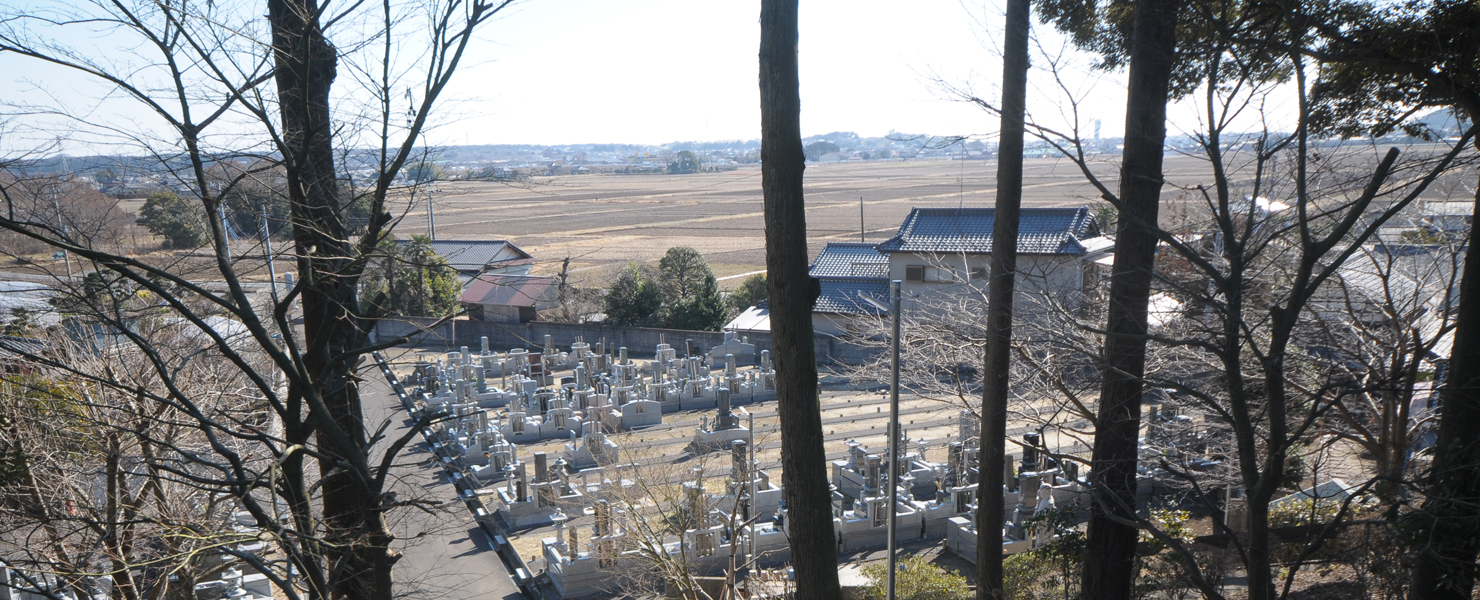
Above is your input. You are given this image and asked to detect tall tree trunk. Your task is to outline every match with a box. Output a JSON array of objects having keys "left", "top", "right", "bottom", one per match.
[
  {"left": 975, "top": 0, "right": 1029, "bottom": 597},
  {"left": 1080, "top": 0, "right": 1179, "bottom": 598},
  {"left": 267, "top": 1, "right": 391, "bottom": 598},
  {"left": 759, "top": 1, "right": 840, "bottom": 598},
  {"left": 1410, "top": 178, "right": 1480, "bottom": 600}
]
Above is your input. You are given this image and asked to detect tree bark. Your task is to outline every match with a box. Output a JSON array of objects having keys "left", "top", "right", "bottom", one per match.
[
  {"left": 267, "top": 1, "right": 391, "bottom": 598},
  {"left": 759, "top": 1, "right": 841, "bottom": 598},
  {"left": 1411, "top": 178, "right": 1480, "bottom": 600},
  {"left": 1080, "top": 0, "right": 1179, "bottom": 598},
  {"left": 975, "top": 0, "right": 1029, "bottom": 597}
]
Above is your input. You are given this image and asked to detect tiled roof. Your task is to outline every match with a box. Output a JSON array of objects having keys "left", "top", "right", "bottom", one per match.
[
  {"left": 814, "top": 278, "right": 891, "bottom": 315},
  {"left": 875, "top": 207, "right": 1100, "bottom": 255},
  {"left": 0, "top": 335, "right": 48, "bottom": 360},
  {"left": 809, "top": 242, "right": 889, "bottom": 279},
  {"left": 401, "top": 240, "right": 532, "bottom": 274},
  {"left": 458, "top": 274, "right": 557, "bottom": 307}
]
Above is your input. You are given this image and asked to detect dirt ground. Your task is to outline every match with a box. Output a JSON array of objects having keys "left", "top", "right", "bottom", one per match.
[{"left": 395, "top": 155, "right": 1218, "bottom": 288}]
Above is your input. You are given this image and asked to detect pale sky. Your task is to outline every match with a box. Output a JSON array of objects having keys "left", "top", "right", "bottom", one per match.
[
  {"left": 1, "top": 0, "right": 1301, "bottom": 154},
  {"left": 415, "top": 0, "right": 1136, "bottom": 146}
]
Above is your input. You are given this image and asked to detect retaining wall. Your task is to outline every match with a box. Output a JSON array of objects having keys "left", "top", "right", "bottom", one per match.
[{"left": 372, "top": 317, "right": 878, "bottom": 365}]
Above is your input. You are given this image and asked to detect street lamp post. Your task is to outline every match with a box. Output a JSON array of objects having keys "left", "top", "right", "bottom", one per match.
[{"left": 865, "top": 280, "right": 904, "bottom": 600}]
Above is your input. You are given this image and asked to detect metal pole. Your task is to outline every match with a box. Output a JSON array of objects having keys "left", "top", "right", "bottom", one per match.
[
  {"left": 749, "top": 411, "right": 757, "bottom": 568},
  {"left": 886, "top": 279, "right": 902, "bottom": 600},
  {"left": 860, "top": 196, "right": 866, "bottom": 243},
  {"left": 50, "top": 186, "right": 73, "bottom": 280},
  {"left": 220, "top": 203, "right": 232, "bottom": 262},
  {"left": 427, "top": 188, "right": 436, "bottom": 241},
  {"left": 263, "top": 205, "right": 279, "bottom": 302}
]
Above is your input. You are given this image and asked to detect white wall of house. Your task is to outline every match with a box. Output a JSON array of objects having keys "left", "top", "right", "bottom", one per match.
[
  {"left": 813, "top": 312, "right": 863, "bottom": 337},
  {"left": 884, "top": 252, "right": 1087, "bottom": 312}
]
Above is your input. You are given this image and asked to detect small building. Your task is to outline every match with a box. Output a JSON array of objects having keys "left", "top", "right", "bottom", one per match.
[
  {"left": 722, "top": 242, "right": 892, "bottom": 336},
  {"left": 459, "top": 274, "right": 557, "bottom": 323},
  {"left": 399, "top": 239, "right": 535, "bottom": 284}
]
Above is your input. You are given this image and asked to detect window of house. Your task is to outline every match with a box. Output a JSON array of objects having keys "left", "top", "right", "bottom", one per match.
[
  {"left": 969, "top": 267, "right": 988, "bottom": 281},
  {"left": 905, "top": 265, "right": 925, "bottom": 283}
]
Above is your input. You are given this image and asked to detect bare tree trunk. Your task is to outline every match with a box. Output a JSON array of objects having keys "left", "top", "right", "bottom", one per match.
[
  {"left": 1411, "top": 178, "right": 1480, "bottom": 600},
  {"left": 1080, "top": 0, "right": 1179, "bottom": 598},
  {"left": 759, "top": 1, "right": 840, "bottom": 598},
  {"left": 267, "top": 1, "right": 391, "bottom": 598},
  {"left": 975, "top": 0, "right": 1029, "bottom": 596}
]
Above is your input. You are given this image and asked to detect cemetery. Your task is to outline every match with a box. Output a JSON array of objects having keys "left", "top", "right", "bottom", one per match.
[
  {"left": 363, "top": 333, "right": 1070, "bottom": 597},
  {"left": 359, "top": 332, "right": 1351, "bottom": 599}
]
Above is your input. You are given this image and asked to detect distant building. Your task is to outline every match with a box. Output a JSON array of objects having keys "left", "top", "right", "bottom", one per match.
[
  {"left": 458, "top": 274, "right": 557, "bottom": 323},
  {"left": 396, "top": 239, "right": 534, "bottom": 284}
]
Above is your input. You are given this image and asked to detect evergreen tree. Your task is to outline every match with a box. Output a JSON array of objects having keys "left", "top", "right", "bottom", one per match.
[
  {"left": 667, "top": 273, "right": 728, "bottom": 331},
  {"left": 604, "top": 263, "right": 663, "bottom": 327},
  {"left": 361, "top": 236, "right": 461, "bottom": 318},
  {"left": 666, "top": 150, "right": 701, "bottom": 174},
  {"left": 727, "top": 273, "right": 768, "bottom": 313},
  {"left": 656, "top": 246, "right": 727, "bottom": 330},
  {"left": 137, "top": 191, "right": 208, "bottom": 248}
]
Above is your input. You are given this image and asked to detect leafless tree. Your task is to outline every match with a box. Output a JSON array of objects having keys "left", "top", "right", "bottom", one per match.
[
  {"left": 0, "top": 1, "right": 513, "bottom": 598},
  {"left": 581, "top": 433, "right": 785, "bottom": 600},
  {"left": 0, "top": 326, "right": 266, "bottom": 600},
  {"left": 939, "top": 3, "right": 1479, "bottom": 597},
  {"left": 1303, "top": 233, "right": 1464, "bottom": 501}
]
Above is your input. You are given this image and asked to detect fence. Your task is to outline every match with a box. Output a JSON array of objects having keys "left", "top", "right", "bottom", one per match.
[{"left": 372, "top": 317, "right": 877, "bottom": 365}]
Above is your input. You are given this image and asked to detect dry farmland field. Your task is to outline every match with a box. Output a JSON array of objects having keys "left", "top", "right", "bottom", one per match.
[{"left": 413, "top": 155, "right": 1208, "bottom": 287}]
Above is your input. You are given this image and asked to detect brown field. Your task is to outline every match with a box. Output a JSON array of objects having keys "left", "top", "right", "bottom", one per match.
[{"left": 410, "top": 155, "right": 1216, "bottom": 287}]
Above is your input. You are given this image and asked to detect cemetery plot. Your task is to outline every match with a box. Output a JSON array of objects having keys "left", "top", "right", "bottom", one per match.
[{"left": 375, "top": 332, "right": 1096, "bottom": 599}]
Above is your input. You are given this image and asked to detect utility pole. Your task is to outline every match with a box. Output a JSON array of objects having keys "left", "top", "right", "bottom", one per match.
[
  {"left": 427, "top": 188, "right": 436, "bottom": 240},
  {"left": 749, "top": 410, "right": 757, "bottom": 570},
  {"left": 220, "top": 202, "right": 232, "bottom": 262},
  {"left": 864, "top": 281, "right": 904, "bottom": 600},
  {"left": 886, "top": 279, "right": 902, "bottom": 600},
  {"left": 263, "top": 205, "right": 278, "bottom": 301},
  {"left": 50, "top": 183, "right": 73, "bottom": 280},
  {"left": 859, "top": 196, "right": 866, "bottom": 243}
]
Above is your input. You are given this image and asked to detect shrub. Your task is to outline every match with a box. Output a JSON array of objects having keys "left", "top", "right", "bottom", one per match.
[{"left": 860, "top": 554, "right": 971, "bottom": 600}]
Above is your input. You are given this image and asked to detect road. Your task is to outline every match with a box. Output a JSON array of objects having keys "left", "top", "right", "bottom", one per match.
[{"left": 362, "top": 376, "right": 526, "bottom": 600}]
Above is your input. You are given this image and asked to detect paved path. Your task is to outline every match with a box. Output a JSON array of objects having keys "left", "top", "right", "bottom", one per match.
[{"left": 363, "top": 377, "right": 525, "bottom": 600}]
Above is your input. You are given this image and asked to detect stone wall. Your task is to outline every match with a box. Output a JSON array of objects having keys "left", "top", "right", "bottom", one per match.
[{"left": 373, "top": 316, "right": 877, "bottom": 365}]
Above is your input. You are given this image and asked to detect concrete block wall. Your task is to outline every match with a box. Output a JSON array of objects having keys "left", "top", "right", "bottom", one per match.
[{"left": 373, "top": 317, "right": 878, "bottom": 365}]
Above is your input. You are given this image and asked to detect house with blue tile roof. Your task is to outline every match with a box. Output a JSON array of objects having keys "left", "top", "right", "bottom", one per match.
[
  {"left": 805, "top": 243, "right": 891, "bottom": 336},
  {"left": 875, "top": 206, "right": 1112, "bottom": 312},
  {"left": 725, "top": 207, "right": 1113, "bottom": 336}
]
